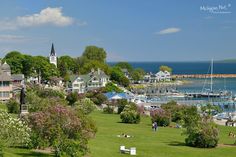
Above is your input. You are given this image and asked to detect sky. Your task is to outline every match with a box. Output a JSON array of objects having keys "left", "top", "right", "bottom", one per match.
[{"left": 0, "top": 0, "right": 235, "bottom": 62}]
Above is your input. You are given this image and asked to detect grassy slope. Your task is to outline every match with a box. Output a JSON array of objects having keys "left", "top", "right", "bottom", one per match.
[
  {"left": 88, "top": 111, "right": 236, "bottom": 157},
  {"left": 1, "top": 110, "right": 236, "bottom": 157}
]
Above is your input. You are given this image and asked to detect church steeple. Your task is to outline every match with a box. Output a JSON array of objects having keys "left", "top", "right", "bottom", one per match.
[
  {"left": 49, "top": 43, "right": 57, "bottom": 67},
  {"left": 50, "top": 43, "right": 56, "bottom": 56}
]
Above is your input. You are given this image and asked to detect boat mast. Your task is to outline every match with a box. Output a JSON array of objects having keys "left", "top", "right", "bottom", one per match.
[{"left": 210, "top": 59, "right": 213, "bottom": 92}]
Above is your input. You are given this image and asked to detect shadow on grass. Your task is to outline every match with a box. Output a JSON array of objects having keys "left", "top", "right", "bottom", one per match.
[
  {"left": 15, "top": 151, "right": 52, "bottom": 157},
  {"left": 167, "top": 141, "right": 186, "bottom": 147}
]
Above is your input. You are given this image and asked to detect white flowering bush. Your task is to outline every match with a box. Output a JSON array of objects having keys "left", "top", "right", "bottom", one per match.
[{"left": 0, "top": 110, "right": 31, "bottom": 148}]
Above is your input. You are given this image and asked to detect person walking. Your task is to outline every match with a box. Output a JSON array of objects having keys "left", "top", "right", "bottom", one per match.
[{"left": 154, "top": 122, "right": 158, "bottom": 132}]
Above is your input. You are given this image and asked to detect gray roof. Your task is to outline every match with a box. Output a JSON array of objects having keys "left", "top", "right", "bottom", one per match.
[
  {"left": 71, "top": 69, "right": 109, "bottom": 83},
  {"left": 0, "top": 72, "right": 11, "bottom": 81},
  {"left": 11, "top": 74, "right": 24, "bottom": 81},
  {"left": 1, "top": 62, "right": 10, "bottom": 71}
]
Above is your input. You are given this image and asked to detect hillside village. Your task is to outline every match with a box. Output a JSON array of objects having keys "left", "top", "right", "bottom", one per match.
[{"left": 0, "top": 43, "right": 172, "bottom": 101}]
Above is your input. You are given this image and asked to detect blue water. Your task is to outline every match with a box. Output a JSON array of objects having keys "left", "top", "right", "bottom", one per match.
[
  {"left": 178, "top": 78, "right": 236, "bottom": 95},
  {"left": 108, "top": 61, "right": 236, "bottom": 95},
  {"left": 108, "top": 61, "right": 236, "bottom": 74}
]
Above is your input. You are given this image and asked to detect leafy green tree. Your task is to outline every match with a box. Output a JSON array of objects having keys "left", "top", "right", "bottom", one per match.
[
  {"left": 58, "top": 61, "right": 68, "bottom": 78},
  {"left": 103, "top": 82, "right": 123, "bottom": 93},
  {"left": 131, "top": 68, "right": 145, "bottom": 82},
  {"left": 6, "top": 98, "right": 20, "bottom": 114},
  {"left": 66, "top": 92, "right": 79, "bottom": 106},
  {"left": 115, "top": 62, "right": 133, "bottom": 72},
  {"left": 86, "top": 91, "right": 107, "bottom": 106},
  {"left": 33, "top": 56, "right": 59, "bottom": 81},
  {"left": 28, "top": 105, "right": 96, "bottom": 157},
  {"left": 120, "top": 103, "right": 140, "bottom": 124},
  {"left": 22, "top": 55, "right": 34, "bottom": 78},
  {"left": 75, "top": 98, "right": 96, "bottom": 115},
  {"left": 159, "top": 65, "right": 172, "bottom": 73},
  {"left": 110, "top": 67, "right": 130, "bottom": 87},
  {"left": 82, "top": 46, "right": 107, "bottom": 63},
  {"left": 4, "top": 51, "right": 24, "bottom": 74},
  {"left": 119, "top": 76, "right": 130, "bottom": 87},
  {"left": 80, "top": 60, "right": 109, "bottom": 74},
  {"left": 58, "top": 56, "right": 77, "bottom": 76},
  {"left": 117, "top": 99, "right": 128, "bottom": 114},
  {"left": 184, "top": 116, "right": 219, "bottom": 148}
]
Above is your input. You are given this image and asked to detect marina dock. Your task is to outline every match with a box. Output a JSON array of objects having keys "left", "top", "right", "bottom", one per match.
[{"left": 173, "top": 74, "right": 236, "bottom": 78}]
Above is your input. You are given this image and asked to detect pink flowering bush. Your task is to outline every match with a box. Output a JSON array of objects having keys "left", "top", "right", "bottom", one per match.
[
  {"left": 28, "top": 105, "right": 96, "bottom": 157},
  {"left": 150, "top": 109, "right": 171, "bottom": 127}
]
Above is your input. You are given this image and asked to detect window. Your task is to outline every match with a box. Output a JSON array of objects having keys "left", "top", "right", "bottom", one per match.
[
  {"left": 0, "top": 91, "right": 10, "bottom": 97},
  {"left": 0, "top": 81, "right": 10, "bottom": 87},
  {"left": 73, "top": 84, "right": 79, "bottom": 87}
]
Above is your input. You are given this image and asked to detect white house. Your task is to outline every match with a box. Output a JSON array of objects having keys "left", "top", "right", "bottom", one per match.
[
  {"left": 69, "top": 69, "right": 109, "bottom": 93},
  {"left": 143, "top": 71, "right": 171, "bottom": 83},
  {"left": 156, "top": 71, "right": 171, "bottom": 81}
]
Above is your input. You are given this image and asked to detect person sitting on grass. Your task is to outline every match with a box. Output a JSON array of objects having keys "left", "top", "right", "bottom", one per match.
[{"left": 117, "top": 133, "right": 133, "bottom": 138}]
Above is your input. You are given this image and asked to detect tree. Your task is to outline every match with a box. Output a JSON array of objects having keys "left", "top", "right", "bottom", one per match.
[
  {"left": 115, "top": 62, "right": 133, "bottom": 72},
  {"left": 82, "top": 46, "right": 107, "bottom": 63},
  {"left": 120, "top": 103, "right": 140, "bottom": 124},
  {"left": 182, "top": 106, "right": 219, "bottom": 148},
  {"left": 33, "top": 56, "right": 59, "bottom": 81},
  {"left": 110, "top": 67, "right": 130, "bottom": 87},
  {"left": 58, "top": 56, "right": 77, "bottom": 76},
  {"left": 119, "top": 76, "right": 130, "bottom": 87},
  {"left": 28, "top": 105, "right": 96, "bottom": 156},
  {"left": 66, "top": 92, "right": 78, "bottom": 106},
  {"left": 86, "top": 91, "right": 107, "bottom": 106},
  {"left": 159, "top": 65, "right": 172, "bottom": 73},
  {"left": 75, "top": 98, "right": 96, "bottom": 115},
  {"left": 6, "top": 98, "right": 20, "bottom": 114},
  {"left": 103, "top": 82, "right": 123, "bottom": 93},
  {"left": 117, "top": 99, "right": 128, "bottom": 114},
  {"left": 22, "top": 55, "right": 34, "bottom": 78},
  {"left": 4, "top": 51, "right": 25, "bottom": 74},
  {"left": 80, "top": 60, "right": 109, "bottom": 74},
  {"left": 131, "top": 68, "right": 145, "bottom": 82},
  {"left": 150, "top": 109, "right": 171, "bottom": 127}
]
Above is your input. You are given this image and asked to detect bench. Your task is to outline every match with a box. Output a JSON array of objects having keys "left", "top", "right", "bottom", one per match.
[{"left": 120, "top": 146, "right": 136, "bottom": 155}]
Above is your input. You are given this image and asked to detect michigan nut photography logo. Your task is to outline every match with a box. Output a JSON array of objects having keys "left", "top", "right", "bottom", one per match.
[{"left": 200, "top": 3, "right": 232, "bottom": 14}]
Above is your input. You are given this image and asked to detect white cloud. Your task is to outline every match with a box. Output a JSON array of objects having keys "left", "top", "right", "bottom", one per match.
[
  {"left": 0, "top": 7, "right": 76, "bottom": 30},
  {"left": 156, "top": 27, "right": 181, "bottom": 35},
  {"left": 0, "top": 35, "right": 27, "bottom": 42}
]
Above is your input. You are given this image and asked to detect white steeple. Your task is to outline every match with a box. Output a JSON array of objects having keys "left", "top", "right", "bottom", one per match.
[{"left": 49, "top": 43, "right": 57, "bottom": 67}]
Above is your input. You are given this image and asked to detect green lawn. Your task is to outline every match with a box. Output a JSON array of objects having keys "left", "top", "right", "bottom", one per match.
[
  {"left": 1, "top": 110, "right": 236, "bottom": 157},
  {"left": 88, "top": 111, "right": 236, "bottom": 157}
]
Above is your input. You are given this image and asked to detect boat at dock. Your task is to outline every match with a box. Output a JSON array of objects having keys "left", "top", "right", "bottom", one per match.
[{"left": 186, "top": 59, "right": 231, "bottom": 99}]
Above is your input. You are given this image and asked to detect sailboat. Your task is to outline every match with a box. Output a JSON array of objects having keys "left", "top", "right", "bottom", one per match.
[{"left": 201, "top": 59, "right": 230, "bottom": 98}]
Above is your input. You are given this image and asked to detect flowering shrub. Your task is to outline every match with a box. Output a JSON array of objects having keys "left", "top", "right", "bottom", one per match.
[
  {"left": 150, "top": 109, "right": 171, "bottom": 127},
  {"left": 120, "top": 104, "right": 140, "bottom": 124},
  {"left": 6, "top": 98, "right": 20, "bottom": 114},
  {"left": 0, "top": 110, "right": 31, "bottom": 148},
  {"left": 103, "top": 105, "right": 114, "bottom": 114},
  {"left": 28, "top": 105, "right": 96, "bottom": 157},
  {"left": 75, "top": 98, "right": 96, "bottom": 115}
]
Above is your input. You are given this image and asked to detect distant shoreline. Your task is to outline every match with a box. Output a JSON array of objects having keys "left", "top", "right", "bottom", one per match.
[{"left": 173, "top": 74, "right": 236, "bottom": 78}]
